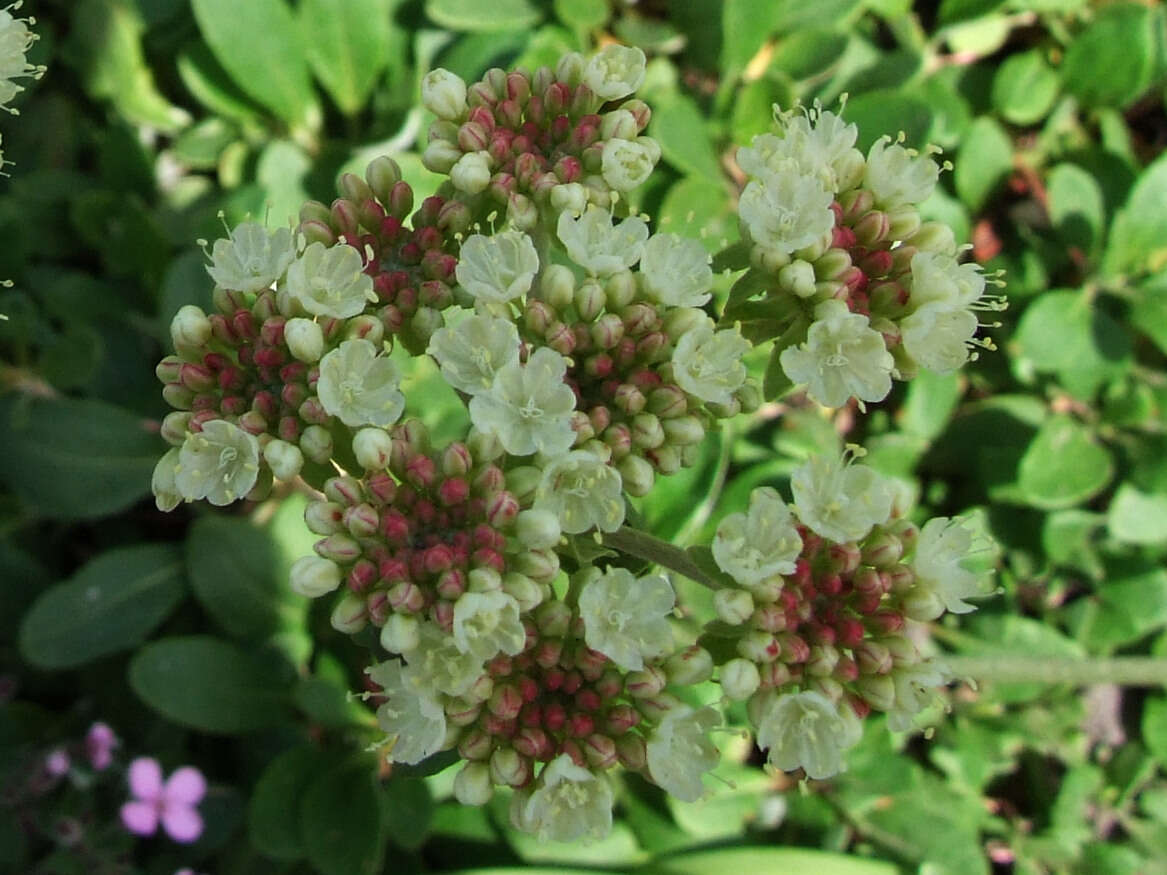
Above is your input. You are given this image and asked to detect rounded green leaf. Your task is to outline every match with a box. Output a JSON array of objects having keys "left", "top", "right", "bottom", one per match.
[
  {"left": 19, "top": 544, "right": 184, "bottom": 670},
  {"left": 300, "top": 0, "right": 394, "bottom": 116},
  {"left": 553, "top": 0, "right": 607, "bottom": 33},
  {"left": 1144, "top": 696, "right": 1167, "bottom": 763},
  {"left": 991, "top": 49, "right": 1060, "bottom": 125},
  {"left": 1063, "top": 3, "right": 1156, "bottom": 107},
  {"left": 1108, "top": 485, "right": 1167, "bottom": 546},
  {"left": 425, "top": 0, "right": 540, "bottom": 31},
  {"left": 129, "top": 636, "right": 295, "bottom": 733},
  {"left": 954, "top": 116, "right": 1012, "bottom": 211},
  {"left": 1047, "top": 163, "right": 1104, "bottom": 253},
  {"left": 300, "top": 757, "right": 387, "bottom": 875},
  {"left": 643, "top": 847, "right": 897, "bottom": 875},
  {"left": 191, "top": 0, "right": 318, "bottom": 126},
  {"left": 248, "top": 745, "right": 330, "bottom": 861},
  {"left": 1106, "top": 152, "right": 1167, "bottom": 276},
  {"left": 0, "top": 396, "right": 160, "bottom": 519},
  {"left": 844, "top": 91, "right": 932, "bottom": 152},
  {"left": 381, "top": 776, "right": 434, "bottom": 850},
  {"left": 652, "top": 95, "right": 723, "bottom": 180},
  {"left": 1017, "top": 416, "right": 1113, "bottom": 510}
]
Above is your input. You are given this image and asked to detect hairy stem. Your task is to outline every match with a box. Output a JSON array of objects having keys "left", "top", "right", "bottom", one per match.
[{"left": 945, "top": 655, "right": 1167, "bottom": 688}]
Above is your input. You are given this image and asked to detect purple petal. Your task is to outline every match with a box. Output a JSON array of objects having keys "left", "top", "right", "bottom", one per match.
[
  {"left": 86, "top": 722, "right": 117, "bottom": 771},
  {"left": 161, "top": 803, "right": 204, "bottom": 844},
  {"left": 120, "top": 800, "right": 159, "bottom": 836},
  {"left": 164, "top": 767, "right": 206, "bottom": 805},
  {"left": 128, "top": 757, "right": 163, "bottom": 801}
]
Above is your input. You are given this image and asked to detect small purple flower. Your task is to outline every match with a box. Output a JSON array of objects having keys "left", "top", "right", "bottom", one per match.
[
  {"left": 120, "top": 757, "right": 206, "bottom": 844},
  {"left": 44, "top": 749, "right": 70, "bottom": 778},
  {"left": 85, "top": 722, "right": 118, "bottom": 771}
]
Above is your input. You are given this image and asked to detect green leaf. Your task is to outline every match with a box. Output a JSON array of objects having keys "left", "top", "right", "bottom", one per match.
[
  {"left": 1132, "top": 276, "right": 1167, "bottom": 355},
  {"left": 248, "top": 745, "right": 327, "bottom": 861},
  {"left": 844, "top": 91, "right": 932, "bottom": 152},
  {"left": 1106, "top": 152, "right": 1167, "bottom": 275},
  {"left": 187, "top": 516, "right": 301, "bottom": 639},
  {"left": 769, "top": 29, "right": 849, "bottom": 80},
  {"left": 129, "top": 636, "right": 295, "bottom": 733},
  {"left": 381, "top": 776, "right": 434, "bottom": 850},
  {"left": 899, "top": 370, "right": 962, "bottom": 442},
  {"left": 722, "top": 0, "right": 779, "bottom": 72},
  {"left": 1047, "top": 163, "right": 1105, "bottom": 254},
  {"left": 191, "top": 0, "right": 318, "bottom": 127},
  {"left": 1083, "top": 565, "right": 1167, "bottom": 649},
  {"left": 651, "top": 95, "right": 723, "bottom": 180},
  {"left": 991, "top": 49, "right": 1060, "bottom": 125},
  {"left": 938, "top": 0, "right": 1007, "bottom": 25},
  {"left": 657, "top": 177, "right": 736, "bottom": 253},
  {"left": 257, "top": 140, "right": 312, "bottom": 229},
  {"left": 176, "top": 41, "right": 266, "bottom": 123},
  {"left": 1144, "top": 696, "right": 1167, "bottom": 763},
  {"left": 645, "top": 847, "right": 897, "bottom": 875},
  {"left": 70, "top": 0, "right": 191, "bottom": 133},
  {"left": 960, "top": 615, "right": 1085, "bottom": 703},
  {"left": 954, "top": 116, "right": 1012, "bottom": 211},
  {"left": 19, "top": 544, "right": 184, "bottom": 670},
  {"left": 426, "top": 0, "right": 541, "bottom": 31},
  {"left": 553, "top": 0, "right": 607, "bottom": 34},
  {"left": 300, "top": 756, "right": 387, "bottom": 875},
  {"left": 0, "top": 396, "right": 159, "bottom": 519},
  {"left": 1063, "top": 3, "right": 1156, "bottom": 107},
  {"left": 1108, "top": 485, "right": 1167, "bottom": 546},
  {"left": 300, "top": 0, "right": 393, "bottom": 116},
  {"left": 1017, "top": 416, "right": 1113, "bottom": 510}
]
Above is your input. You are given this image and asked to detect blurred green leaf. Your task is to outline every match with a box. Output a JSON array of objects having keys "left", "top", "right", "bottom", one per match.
[
  {"left": 381, "top": 775, "right": 434, "bottom": 850},
  {"left": 938, "top": 0, "right": 1007, "bottom": 26},
  {"left": 1047, "top": 163, "right": 1105, "bottom": 254},
  {"left": 1144, "top": 697, "right": 1167, "bottom": 763},
  {"left": 176, "top": 41, "right": 266, "bottom": 123},
  {"left": 991, "top": 49, "right": 1060, "bottom": 126},
  {"left": 1107, "top": 485, "right": 1167, "bottom": 546},
  {"left": 955, "top": 116, "right": 1011, "bottom": 211},
  {"left": 1063, "top": 3, "right": 1157, "bottom": 108},
  {"left": 249, "top": 745, "right": 327, "bottom": 861},
  {"left": 1132, "top": 276, "right": 1167, "bottom": 355},
  {"left": 960, "top": 615, "right": 1085, "bottom": 702},
  {"left": 426, "top": 0, "right": 541, "bottom": 31},
  {"left": 300, "top": 0, "right": 394, "bottom": 116},
  {"left": 1107, "top": 152, "right": 1167, "bottom": 275},
  {"left": 722, "top": 0, "right": 777, "bottom": 73},
  {"left": 770, "top": 29, "right": 848, "bottom": 80},
  {"left": 300, "top": 756, "right": 387, "bottom": 875},
  {"left": 553, "top": 0, "right": 607, "bottom": 35},
  {"left": 900, "top": 370, "right": 962, "bottom": 442},
  {"left": 845, "top": 91, "right": 932, "bottom": 152},
  {"left": 129, "top": 635, "right": 295, "bottom": 733},
  {"left": 652, "top": 95, "right": 722, "bottom": 180},
  {"left": 1017, "top": 416, "right": 1112, "bottom": 510},
  {"left": 0, "top": 396, "right": 158, "bottom": 520},
  {"left": 19, "top": 544, "right": 184, "bottom": 670},
  {"left": 192, "top": 0, "right": 318, "bottom": 127},
  {"left": 658, "top": 177, "right": 737, "bottom": 253},
  {"left": 645, "top": 847, "right": 897, "bottom": 875}
]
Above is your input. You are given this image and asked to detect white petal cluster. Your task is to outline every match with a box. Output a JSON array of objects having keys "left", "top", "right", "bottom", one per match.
[
  {"left": 737, "top": 105, "right": 861, "bottom": 192},
  {"left": 755, "top": 690, "right": 862, "bottom": 779},
  {"left": 174, "top": 420, "right": 260, "bottom": 506},
  {"left": 911, "top": 516, "right": 986, "bottom": 615},
  {"left": 790, "top": 452, "right": 893, "bottom": 544},
  {"left": 452, "top": 591, "right": 526, "bottom": 660},
  {"left": 515, "top": 755, "right": 613, "bottom": 842},
  {"left": 366, "top": 660, "right": 447, "bottom": 765},
  {"left": 316, "top": 339, "right": 405, "bottom": 428},
  {"left": 863, "top": 137, "right": 940, "bottom": 208},
  {"left": 557, "top": 206, "right": 649, "bottom": 276},
  {"left": 285, "top": 241, "right": 375, "bottom": 319},
  {"left": 601, "top": 137, "right": 657, "bottom": 192},
  {"left": 151, "top": 448, "right": 182, "bottom": 512},
  {"left": 738, "top": 169, "right": 834, "bottom": 257},
  {"left": 779, "top": 299, "right": 894, "bottom": 408},
  {"left": 886, "top": 659, "right": 950, "bottom": 732},
  {"left": 406, "top": 623, "right": 485, "bottom": 698},
  {"left": 639, "top": 233, "right": 712, "bottom": 308},
  {"left": 671, "top": 321, "right": 750, "bottom": 406},
  {"left": 535, "top": 450, "right": 625, "bottom": 534},
  {"left": 468, "top": 347, "right": 577, "bottom": 457},
  {"left": 578, "top": 567, "right": 674, "bottom": 671},
  {"left": 454, "top": 231, "right": 540, "bottom": 303},
  {"left": 582, "top": 44, "right": 646, "bottom": 102},
  {"left": 427, "top": 312, "right": 520, "bottom": 395},
  {"left": 0, "top": 7, "right": 40, "bottom": 109},
  {"left": 900, "top": 251, "right": 987, "bottom": 374},
  {"left": 205, "top": 223, "right": 295, "bottom": 292},
  {"left": 712, "top": 486, "right": 803, "bottom": 588},
  {"left": 646, "top": 705, "right": 721, "bottom": 802}
]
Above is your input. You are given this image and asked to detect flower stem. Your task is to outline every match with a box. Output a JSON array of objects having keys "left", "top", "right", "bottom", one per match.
[
  {"left": 945, "top": 655, "right": 1167, "bottom": 688},
  {"left": 601, "top": 526, "right": 721, "bottom": 590}
]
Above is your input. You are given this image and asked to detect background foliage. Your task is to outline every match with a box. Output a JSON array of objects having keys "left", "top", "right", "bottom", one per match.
[{"left": 2, "top": 1, "right": 1167, "bottom": 873}]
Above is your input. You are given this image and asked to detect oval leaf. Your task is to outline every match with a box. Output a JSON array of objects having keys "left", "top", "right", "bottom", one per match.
[
  {"left": 300, "top": 0, "right": 393, "bottom": 116},
  {"left": 300, "top": 756, "right": 387, "bottom": 875},
  {"left": 954, "top": 116, "right": 1012, "bottom": 211},
  {"left": 1017, "top": 416, "right": 1113, "bottom": 510},
  {"left": 19, "top": 544, "right": 184, "bottom": 670},
  {"left": 249, "top": 745, "right": 331, "bottom": 861},
  {"left": 425, "top": 0, "right": 540, "bottom": 31}
]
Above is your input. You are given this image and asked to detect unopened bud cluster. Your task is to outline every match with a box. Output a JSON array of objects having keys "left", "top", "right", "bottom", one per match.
[{"left": 728, "top": 103, "right": 1004, "bottom": 408}]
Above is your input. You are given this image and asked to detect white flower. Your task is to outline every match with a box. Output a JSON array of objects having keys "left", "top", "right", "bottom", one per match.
[
  {"left": 578, "top": 568, "right": 674, "bottom": 671},
  {"left": 468, "top": 347, "right": 577, "bottom": 457},
  {"left": 427, "top": 312, "right": 520, "bottom": 395},
  {"left": 516, "top": 755, "right": 613, "bottom": 842},
  {"left": 738, "top": 170, "right": 834, "bottom": 256},
  {"left": 421, "top": 68, "right": 468, "bottom": 121},
  {"left": 639, "top": 233, "right": 712, "bottom": 308},
  {"left": 205, "top": 223, "right": 295, "bottom": 293},
  {"left": 366, "top": 660, "right": 447, "bottom": 766},
  {"left": 601, "top": 138, "right": 656, "bottom": 192},
  {"left": 864, "top": 137, "right": 940, "bottom": 208},
  {"left": 712, "top": 486, "right": 803, "bottom": 587},
  {"left": 908, "top": 251, "right": 986, "bottom": 308},
  {"left": 738, "top": 106, "right": 859, "bottom": 192},
  {"left": 151, "top": 448, "right": 182, "bottom": 512},
  {"left": 912, "top": 516, "right": 986, "bottom": 615},
  {"left": 790, "top": 451, "right": 893, "bottom": 543},
  {"left": 175, "top": 420, "right": 260, "bottom": 506},
  {"left": 535, "top": 450, "right": 625, "bottom": 534},
  {"left": 646, "top": 705, "right": 721, "bottom": 802},
  {"left": 886, "top": 660, "right": 950, "bottom": 732},
  {"left": 285, "top": 241, "right": 375, "bottom": 319},
  {"left": 0, "top": 7, "right": 40, "bottom": 109},
  {"left": 756, "top": 690, "right": 862, "bottom": 779},
  {"left": 452, "top": 591, "right": 526, "bottom": 660},
  {"left": 406, "top": 622, "right": 485, "bottom": 698},
  {"left": 289, "top": 556, "right": 342, "bottom": 598},
  {"left": 672, "top": 322, "right": 750, "bottom": 406},
  {"left": 779, "top": 299, "right": 894, "bottom": 408},
  {"left": 556, "top": 206, "right": 649, "bottom": 276},
  {"left": 582, "top": 44, "right": 646, "bottom": 101},
  {"left": 455, "top": 231, "right": 540, "bottom": 303},
  {"left": 316, "top": 339, "right": 405, "bottom": 428},
  {"left": 901, "top": 302, "right": 979, "bottom": 374}
]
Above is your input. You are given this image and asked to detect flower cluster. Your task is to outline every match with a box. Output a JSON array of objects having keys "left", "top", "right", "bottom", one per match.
[
  {"left": 0, "top": 1, "right": 45, "bottom": 171},
  {"left": 727, "top": 103, "right": 1004, "bottom": 408},
  {"left": 149, "top": 46, "right": 999, "bottom": 842}
]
